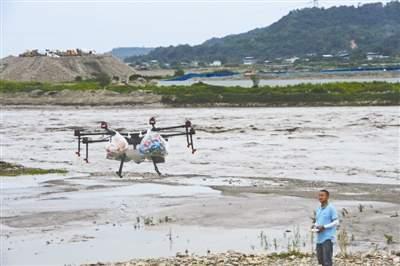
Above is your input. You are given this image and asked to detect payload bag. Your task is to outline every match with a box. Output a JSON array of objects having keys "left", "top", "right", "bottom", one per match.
[
  {"left": 106, "top": 131, "right": 129, "bottom": 160},
  {"left": 138, "top": 129, "right": 168, "bottom": 158}
]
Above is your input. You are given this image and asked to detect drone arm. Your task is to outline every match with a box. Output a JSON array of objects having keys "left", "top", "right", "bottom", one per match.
[
  {"left": 153, "top": 124, "right": 187, "bottom": 131},
  {"left": 161, "top": 128, "right": 196, "bottom": 153},
  {"left": 74, "top": 129, "right": 113, "bottom": 157},
  {"left": 76, "top": 135, "right": 81, "bottom": 156},
  {"left": 189, "top": 130, "right": 196, "bottom": 154},
  {"left": 81, "top": 137, "right": 110, "bottom": 163}
]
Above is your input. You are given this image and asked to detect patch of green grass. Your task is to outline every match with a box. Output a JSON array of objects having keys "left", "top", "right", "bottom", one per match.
[
  {"left": 0, "top": 161, "right": 67, "bottom": 176},
  {"left": 1, "top": 79, "right": 399, "bottom": 105},
  {"left": 0, "top": 80, "right": 101, "bottom": 93},
  {"left": 154, "top": 81, "right": 400, "bottom": 105}
]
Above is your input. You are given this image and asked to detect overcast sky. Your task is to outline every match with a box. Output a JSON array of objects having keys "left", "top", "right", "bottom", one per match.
[{"left": 1, "top": 0, "right": 390, "bottom": 57}]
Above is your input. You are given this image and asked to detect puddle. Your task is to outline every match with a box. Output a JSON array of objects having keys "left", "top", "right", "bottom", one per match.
[{"left": 1, "top": 223, "right": 311, "bottom": 265}]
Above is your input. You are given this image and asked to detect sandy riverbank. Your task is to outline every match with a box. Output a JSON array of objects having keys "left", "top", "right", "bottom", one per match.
[
  {"left": 1, "top": 172, "right": 399, "bottom": 265},
  {"left": 0, "top": 90, "right": 163, "bottom": 106}
]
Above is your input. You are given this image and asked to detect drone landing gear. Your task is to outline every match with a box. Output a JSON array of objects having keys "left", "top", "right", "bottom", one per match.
[
  {"left": 151, "top": 156, "right": 165, "bottom": 176},
  {"left": 153, "top": 161, "right": 161, "bottom": 176},
  {"left": 115, "top": 155, "right": 164, "bottom": 178},
  {"left": 116, "top": 154, "right": 126, "bottom": 178}
]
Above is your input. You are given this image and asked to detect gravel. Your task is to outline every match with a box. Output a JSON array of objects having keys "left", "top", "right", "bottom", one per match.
[{"left": 84, "top": 250, "right": 400, "bottom": 266}]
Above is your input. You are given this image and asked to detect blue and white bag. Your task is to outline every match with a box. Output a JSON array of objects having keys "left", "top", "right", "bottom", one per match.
[{"left": 138, "top": 129, "right": 168, "bottom": 158}]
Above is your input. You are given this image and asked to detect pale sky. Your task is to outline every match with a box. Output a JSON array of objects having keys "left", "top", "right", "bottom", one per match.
[{"left": 1, "top": 0, "right": 390, "bottom": 57}]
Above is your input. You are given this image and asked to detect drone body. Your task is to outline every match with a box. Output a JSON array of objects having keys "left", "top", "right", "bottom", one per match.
[{"left": 74, "top": 118, "right": 196, "bottom": 177}]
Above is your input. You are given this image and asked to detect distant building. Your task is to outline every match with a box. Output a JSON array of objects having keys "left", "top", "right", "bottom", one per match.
[
  {"left": 366, "top": 52, "right": 389, "bottom": 61},
  {"left": 306, "top": 53, "right": 317, "bottom": 57},
  {"left": 337, "top": 51, "right": 350, "bottom": 59},
  {"left": 210, "top": 60, "right": 222, "bottom": 67},
  {"left": 243, "top": 56, "right": 256, "bottom": 65},
  {"left": 190, "top": 61, "right": 199, "bottom": 67},
  {"left": 284, "top": 57, "right": 299, "bottom": 64},
  {"left": 149, "top": 60, "right": 159, "bottom": 68}
]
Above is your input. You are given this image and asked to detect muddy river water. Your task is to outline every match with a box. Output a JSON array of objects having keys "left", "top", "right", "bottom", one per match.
[{"left": 1, "top": 106, "right": 399, "bottom": 265}]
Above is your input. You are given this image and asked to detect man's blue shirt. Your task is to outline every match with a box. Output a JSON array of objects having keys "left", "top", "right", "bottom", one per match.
[{"left": 316, "top": 203, "right": 338, "bottom": 244}]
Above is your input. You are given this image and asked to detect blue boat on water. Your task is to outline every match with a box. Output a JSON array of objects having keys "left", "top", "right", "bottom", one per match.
[{"left": 166, "top": 70, "right": 238, "bottom": 81}]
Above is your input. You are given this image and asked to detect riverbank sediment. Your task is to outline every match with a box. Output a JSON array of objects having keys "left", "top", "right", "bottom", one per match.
[{"left": 83, "top": 250, "right": 400, "bottom": 266}]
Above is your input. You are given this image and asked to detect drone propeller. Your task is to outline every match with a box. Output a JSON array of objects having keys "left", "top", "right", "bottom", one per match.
[{"left": 100, "top": 121, "right": 108, "bottom": 129}]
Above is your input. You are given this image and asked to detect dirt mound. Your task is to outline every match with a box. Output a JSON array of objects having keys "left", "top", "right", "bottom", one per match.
[
  {"left": 0, "top": 55, "right": 136, "bottom": 82},
  {"left": 0, "top": 89, "right": 162, "bottom": 106}
]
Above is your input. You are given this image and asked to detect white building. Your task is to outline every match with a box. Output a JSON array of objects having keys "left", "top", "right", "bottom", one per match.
[
  {"left": 366, "top": 52, "right": 388, "bottom": 61},
  {"left": 190, "top": 61, "right": 199, "bottom": 67},
  {"left": 243, "top": 56, "right": 256, "bottom": 65},
  {"left": 284, "top": 57, "right": 299, "bottom": 64},
  {"left": 210, "top": 60, "right": 222, "bottom": 67}
]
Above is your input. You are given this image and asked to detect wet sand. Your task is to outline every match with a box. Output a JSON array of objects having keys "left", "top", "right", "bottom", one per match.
[{"left": 1, "top": 173, "right": 399, "bottom": 265}]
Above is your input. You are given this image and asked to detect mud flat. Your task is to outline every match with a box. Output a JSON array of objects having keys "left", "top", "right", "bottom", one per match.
[{"left": 1, "top": 173, "right": 399, "bottom": 265}]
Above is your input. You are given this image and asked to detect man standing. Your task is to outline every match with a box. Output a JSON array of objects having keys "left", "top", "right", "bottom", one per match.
[{"left": 313, "top": 189, "right": 339, "bottom": 266}]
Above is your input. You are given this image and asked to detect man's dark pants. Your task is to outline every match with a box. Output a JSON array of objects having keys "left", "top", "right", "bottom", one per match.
[{"left": 316, "top": 239, "right": 333, "bottom": 266}]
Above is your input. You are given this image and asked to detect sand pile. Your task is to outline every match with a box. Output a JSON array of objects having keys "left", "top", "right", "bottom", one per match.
[{"left": 0, "top": 55, "right": 136, "bottom": 82}]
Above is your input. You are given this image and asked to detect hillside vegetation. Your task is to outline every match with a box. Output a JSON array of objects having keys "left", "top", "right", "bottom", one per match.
[
  {"left": 128, "top": 2, "right": 400, "bottom": 64},
  {"left": 111, "top": 47, "right": 154, "bottom": 60}
]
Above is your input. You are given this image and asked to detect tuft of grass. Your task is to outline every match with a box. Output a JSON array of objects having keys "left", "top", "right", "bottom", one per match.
[
  {"left": 337, "top": 227, "right": 350, "bottom": 257},
  {"left": 0, "top": 161, "right": 67, "bottom": 176},
  {"left": 384, "top": 234, "right": 394, "bottom": 245}
]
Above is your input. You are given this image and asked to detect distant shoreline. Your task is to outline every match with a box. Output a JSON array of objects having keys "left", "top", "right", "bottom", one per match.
[
  {"left": 1, "top": 80, "right": 399, "bottom": 107},
  {"left": 1, "top": 101, "right": 398, "bottom": 108}
]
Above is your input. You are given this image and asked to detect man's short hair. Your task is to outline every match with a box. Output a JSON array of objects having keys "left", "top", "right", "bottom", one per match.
[{"left": 320, "top": 189, "right": 330, "bottom": 196}]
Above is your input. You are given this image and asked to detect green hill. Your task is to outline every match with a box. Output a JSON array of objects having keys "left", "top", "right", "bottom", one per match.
[{"left": 128, "top": 2, "right": 400, "bottom": 64}]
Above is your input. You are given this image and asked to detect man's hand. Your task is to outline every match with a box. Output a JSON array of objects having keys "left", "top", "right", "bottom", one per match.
[{"left": 317, "top": 225, "right": 325, "bottom": 233}]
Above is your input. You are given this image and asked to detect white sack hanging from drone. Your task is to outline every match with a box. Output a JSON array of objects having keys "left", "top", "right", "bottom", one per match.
[
  {"left": 138, "top": 129, "right": 168, "bottom": 158},
  {"left": 106, "top": 131, "right": 129, "bottom": 160}
]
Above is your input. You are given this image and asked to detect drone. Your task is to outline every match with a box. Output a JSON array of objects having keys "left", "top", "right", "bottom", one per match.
[{"left": 74, "top": 117, "right": 196, "bottom": 177}]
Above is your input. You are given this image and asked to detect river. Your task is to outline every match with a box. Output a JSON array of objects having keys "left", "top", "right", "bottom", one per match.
[{"left": 159, "top": 77, "right": 400, "bottom": 87}]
